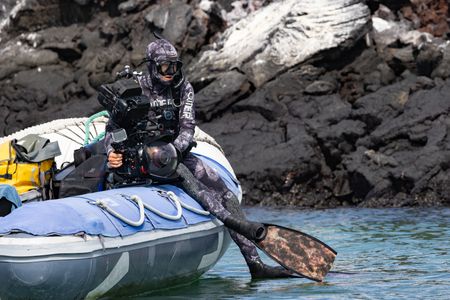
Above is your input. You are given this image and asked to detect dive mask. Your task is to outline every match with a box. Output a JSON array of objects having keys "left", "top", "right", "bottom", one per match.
[{"left": 154, "top": 60, "right": 183, "bottom": 76}]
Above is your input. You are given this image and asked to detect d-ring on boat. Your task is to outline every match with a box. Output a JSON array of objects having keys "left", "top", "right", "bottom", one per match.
[{"left": 0, "top": 117, "right": 240, "bottom": 299}]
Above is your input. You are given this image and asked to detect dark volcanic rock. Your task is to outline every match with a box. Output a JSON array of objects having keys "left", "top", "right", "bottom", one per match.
[
  {"left": 195, "top": 71, "right": 250, "bottom": 121},
  {"left": 162, "top": 2, "right": 193, "bottom": 44},
  {"left": 1, "top": 0, "right": 450, "bottom": 208},
  {"left": 432, "top": 44, "right": 450, "bottom": 79},
  {"left": 416, "top": 43, "right": 443, "bottom": 77},
  {"left": 0, "top": 0, "right": 231, "bottom": 136},
  {"left": 304, "top": 81, "right": 337, "bottom": 96},
  {"left": 338, "top": 47, "right": 396, "bottom": 102},
  {"left": 343, "top": 78, "right": 450, "bottom": 206},
  {"left": 12, "top": 66, "right": 74, "bottom": 101},
  {"left": 201, "top": 111, "right": 321, "bottom": 205}
]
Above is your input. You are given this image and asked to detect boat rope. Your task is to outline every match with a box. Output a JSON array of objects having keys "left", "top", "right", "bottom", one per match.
[
  {"left": 84, "top": 111, "right": 110, "bottom": 145},
  {"left": 91, "top": 190, "right": 210, "bottom": 227},
  {"left": 156, "top": 190, "right": 210, "bottom": 216},
  {"left": 0, "top": 117, "right": 108, "bottom": 144},
  {"left": 179, "top": 199, "right": 211, "bottom": 216},
  {"left": 93, "top": 195, "right": 145, "bottom": 227},
  {"left": 144, "top": 191, "right": 183, "bottom": 220},
  {"left": 143, "top": 191, "right": 211, "bottom": 218}
]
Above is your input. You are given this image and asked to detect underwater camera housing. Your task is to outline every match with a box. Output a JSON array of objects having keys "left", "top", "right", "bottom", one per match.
[
  {"left": 110, "top": 129, "right": 179, "bottom": 182},
  {"left": 98, "top": 68, "right": 180, "bottom": 183},
  {"left": 97, "top": 78, "right": 149, "bottom": 129}
]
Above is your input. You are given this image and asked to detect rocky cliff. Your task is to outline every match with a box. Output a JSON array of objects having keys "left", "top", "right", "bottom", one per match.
[{"left": 1, "top": 0, "right": 449, "bottom": 207}]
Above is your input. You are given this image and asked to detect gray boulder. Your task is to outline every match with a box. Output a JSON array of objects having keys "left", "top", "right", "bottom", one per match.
[{"left": 188, "top": 0, "right": 371, "bottom": 87}]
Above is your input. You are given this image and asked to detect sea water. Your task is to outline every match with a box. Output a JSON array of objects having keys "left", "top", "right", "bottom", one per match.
[{"left": 136, "top": 207, "right": 450, "bottom": 299}]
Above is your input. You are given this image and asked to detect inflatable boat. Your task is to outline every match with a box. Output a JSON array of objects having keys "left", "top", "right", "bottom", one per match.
[{"left": 0, "top": 117, "right": 240, "bottom": 299}]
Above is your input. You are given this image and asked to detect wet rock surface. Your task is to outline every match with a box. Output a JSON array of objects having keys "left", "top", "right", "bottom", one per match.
[{"left": 1, "top": 0, "right": 449, "bottom": 208}]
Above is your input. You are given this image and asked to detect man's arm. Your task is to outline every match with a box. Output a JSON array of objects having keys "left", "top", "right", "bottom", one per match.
[
  {"left": 104, "top": 120, "right": 123, "bottom": 168},
  {"left": 174, "top": 82, "right": 196, "bottom": 153}
]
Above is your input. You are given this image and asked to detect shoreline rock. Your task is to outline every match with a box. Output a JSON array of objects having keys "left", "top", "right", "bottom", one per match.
[{"left": 1, "top": 0, "right": 449, "bottom": 208}]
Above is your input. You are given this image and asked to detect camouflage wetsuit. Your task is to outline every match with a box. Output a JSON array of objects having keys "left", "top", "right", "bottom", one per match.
[{"left": 105, "top": 39, "right": 293, "bottom": 278}]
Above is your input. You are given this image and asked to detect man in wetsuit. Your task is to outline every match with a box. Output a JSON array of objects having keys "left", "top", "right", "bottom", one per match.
[{"left": 105, "top": 38, "right": 293, "bottom": 279}]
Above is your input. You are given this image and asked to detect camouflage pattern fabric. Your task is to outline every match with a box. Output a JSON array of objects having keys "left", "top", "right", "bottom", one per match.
[
  {"left": 104, "top": 39, "right": 195, "bottom": 154},
  {"left": 145, "top": 38, "right": 178, "bottom": 63},
  {"left": 137, "top": 74, "right": 195, "bottom": 153},
  {"left": 183, "top": 154, "right": 262, "bottom": 267}
]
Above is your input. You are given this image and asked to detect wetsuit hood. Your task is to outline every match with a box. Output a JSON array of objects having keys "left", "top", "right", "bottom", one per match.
[{"left": 146, "top": 39, "right": 184, "bottom": 87}]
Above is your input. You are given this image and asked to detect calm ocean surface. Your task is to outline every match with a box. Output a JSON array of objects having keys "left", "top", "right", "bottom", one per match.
[{"left": 134, "top": 207, "right": 450, "bottom": 299}]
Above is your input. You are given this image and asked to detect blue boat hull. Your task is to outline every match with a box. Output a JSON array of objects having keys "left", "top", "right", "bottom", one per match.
[{"left": 0, "top": 221, "right": 230, "bottom": 299}]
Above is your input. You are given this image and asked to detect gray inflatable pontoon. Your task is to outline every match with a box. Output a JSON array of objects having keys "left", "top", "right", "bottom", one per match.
[{"left": 0, "top": 118, "right": 240, "bottom": 299}]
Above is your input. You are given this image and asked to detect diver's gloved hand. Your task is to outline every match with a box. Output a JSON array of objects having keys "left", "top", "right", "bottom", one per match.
[
  {"left": 223, "top": 215, "right": 267, "bottom": 242},
  {"left": 249, "top": 261, "right": 301, "bottom": 279}
]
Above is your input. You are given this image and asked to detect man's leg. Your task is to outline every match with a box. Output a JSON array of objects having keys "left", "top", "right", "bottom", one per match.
[
  {"left": 182, "top": 153, "right": 229, "bottom": 195},
  {"left": 182, "top": 154, "right": 295, "bottom": 279}
]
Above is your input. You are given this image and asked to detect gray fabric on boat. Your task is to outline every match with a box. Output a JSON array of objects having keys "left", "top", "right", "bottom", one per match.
[{"left": 14, "top": 134, "right": 61, "bottom": 162}]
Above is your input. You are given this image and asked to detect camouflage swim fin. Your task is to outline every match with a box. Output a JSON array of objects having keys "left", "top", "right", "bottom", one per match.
[
  {"left": 223, "top": 215, "right": 336, "bottom": 281},
  {"left": 256, "top": 224, "right": 337, "bottom": 282},
  {"left": 176, "top": 164, "right": 336, "bottom": 281}
]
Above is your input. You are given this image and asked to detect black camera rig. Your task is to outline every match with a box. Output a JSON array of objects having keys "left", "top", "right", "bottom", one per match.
[
  {"left": 97, "top": 77, "right": 150, "bottom": 130},
  {"left": 97, "top": 68, "right": 180, "bottom": 183}
]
